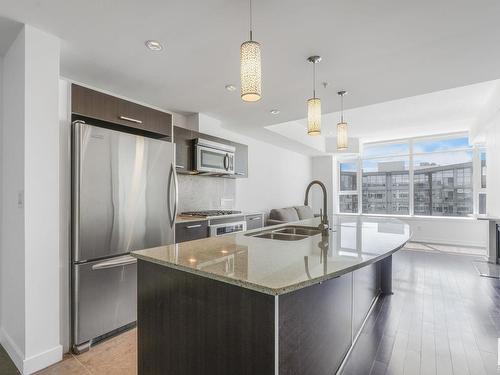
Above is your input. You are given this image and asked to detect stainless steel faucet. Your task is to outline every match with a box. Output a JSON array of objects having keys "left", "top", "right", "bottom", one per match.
[{"left": 304, "top": 180, "right": 329, "bottom": 234}]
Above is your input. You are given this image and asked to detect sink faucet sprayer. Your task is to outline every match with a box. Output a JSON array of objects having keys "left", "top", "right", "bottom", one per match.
[{"left": 304, "top": 180, "right": 330, "bottom": 235}]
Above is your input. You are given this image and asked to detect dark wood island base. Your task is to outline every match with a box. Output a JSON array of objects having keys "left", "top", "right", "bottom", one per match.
[{"left": 137, "top": 255, "right": 393, "bottom": 375}]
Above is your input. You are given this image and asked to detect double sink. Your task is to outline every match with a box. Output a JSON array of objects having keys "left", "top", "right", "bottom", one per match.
[{"left": 245, "top": 225, "right": 323, "bottom": 241}]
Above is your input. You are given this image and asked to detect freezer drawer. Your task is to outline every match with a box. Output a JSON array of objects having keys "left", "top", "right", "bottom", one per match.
[{"left": 73, "top": 256, "right": 137, "bottom": 349}]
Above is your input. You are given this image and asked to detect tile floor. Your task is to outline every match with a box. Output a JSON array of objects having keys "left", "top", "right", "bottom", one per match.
[
  {"left": 35, "top": 328, "right": 136, "bottom": 375},
  {"left": 0, "top": 242, "right": 491, "bottom": 374},
  {"left": 0, "top": 344, "right": 19, "bottom": 375}
]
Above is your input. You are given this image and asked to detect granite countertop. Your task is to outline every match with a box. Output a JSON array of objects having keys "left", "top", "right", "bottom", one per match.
[{"left": 132, "top": 215, "right": 411, "bottom": 295}]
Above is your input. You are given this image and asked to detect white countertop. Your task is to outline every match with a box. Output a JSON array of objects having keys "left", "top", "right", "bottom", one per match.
[{"left": 132, "top": 215, "right": 411, "bottom": 295}]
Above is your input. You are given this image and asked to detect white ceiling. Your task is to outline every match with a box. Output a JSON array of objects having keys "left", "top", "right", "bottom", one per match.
[
  {"left": 1, "top": 0, "right": 500, "bottom": 151},
  {"left": 267, "top": 79, "right": 500, "bottom": 154},
  {"left": 0, "top": 16, "right": 22, "bottom": 56}
]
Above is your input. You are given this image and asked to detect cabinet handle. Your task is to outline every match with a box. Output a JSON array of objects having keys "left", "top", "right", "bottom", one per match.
[
  {"left": 248, "top": 217, "right": 261, "bottom": 221},
  {"left": 186, "top": 224, "right": 202, "bottom": 229},
  {"left": 119, "top": 115, "right": 143, "bottom": 124},
  {"left": 234, "top": 172, "right": 245, "bottom": 176},
  {"left": 176, "top": 165, "right": 185, "bottom": 169}
]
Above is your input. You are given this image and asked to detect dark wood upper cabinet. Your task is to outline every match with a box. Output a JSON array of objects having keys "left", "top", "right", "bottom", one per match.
[{"left": 71, "top": 84, "right": 172, "bottom": 137}]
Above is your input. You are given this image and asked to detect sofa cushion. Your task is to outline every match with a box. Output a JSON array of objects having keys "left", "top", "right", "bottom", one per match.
[
  {"left": 269, "top": 207, "right": 300, "bottom": 222},
  {"left": 294, "top": 205, "right": 314, "bottom": 220}
]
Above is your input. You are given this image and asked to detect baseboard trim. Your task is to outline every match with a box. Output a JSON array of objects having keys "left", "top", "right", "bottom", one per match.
[
  {"left": 0, "top": 326, "right": 24, "bottom": 372},
  {"left": 23, "top": 344, "right": 63, "bottom": 374},
  {"left": 410, "top": 237, "right": 486, "bottom": 249},
  {"left": 0, "top": 326, "right": 63, "bottom": 374}
]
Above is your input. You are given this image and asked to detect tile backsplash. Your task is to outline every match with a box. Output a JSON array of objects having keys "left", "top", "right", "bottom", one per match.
[{"left": 177, "top": 174, "right": 236, "bottom": 213}]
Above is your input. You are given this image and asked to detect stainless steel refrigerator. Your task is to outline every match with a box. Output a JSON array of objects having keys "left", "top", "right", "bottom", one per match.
[{"left": 71, "top": 120, "right": 177, "bottom": 353}]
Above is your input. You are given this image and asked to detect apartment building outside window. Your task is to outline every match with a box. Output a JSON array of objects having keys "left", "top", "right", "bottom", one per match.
[{"left": 337, "top": 134, "right": 486, "bottom": 217}]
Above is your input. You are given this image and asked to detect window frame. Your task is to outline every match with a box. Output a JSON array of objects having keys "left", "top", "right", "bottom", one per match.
[
  {"left": 336, "top": 132, "right": 485, "bottom": 218},
  {"left": 474, "top": 145, "right": 487, "bottom": 215}
]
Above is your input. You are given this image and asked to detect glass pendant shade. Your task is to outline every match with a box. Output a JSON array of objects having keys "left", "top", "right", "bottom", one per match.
[
  {"left": 307, "top": 98, "right": 321, "bottom": 136},
  {"left": 337, "top": 122, "right": 348, "bottom": 150},
  {"left": 240, "top": 40, "right": 262, "bottom": 102}
]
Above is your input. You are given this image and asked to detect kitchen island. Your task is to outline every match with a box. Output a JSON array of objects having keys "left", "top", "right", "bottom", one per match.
[{"left": 131, "top": 215, "right": 410, "bottom": 375}]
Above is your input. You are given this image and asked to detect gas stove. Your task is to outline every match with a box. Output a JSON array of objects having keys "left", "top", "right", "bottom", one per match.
[{"left": 180, "top": 210, "right": 242, "bottom": 218}]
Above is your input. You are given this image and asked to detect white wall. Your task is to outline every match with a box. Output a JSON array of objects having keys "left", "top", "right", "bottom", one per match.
[
  {"left": 472, "top": 81, "right": 500, "bottom": 216},
  {"left": 1, "top": 26, "right": 27, "bottom": 367},
  {"left": 486, "top": 122, "right": 500, "bottom": 216},
  {"left": 58, "top": 80, "right": 71, "bottom": 353},
  {"left": 198, "top": 114, "right": 312, "bottom": 215},
  {"left": 311, "top": 156, "right": 335, "bottom": 216},
  {"left": 0, "top": 54, "right": 3, "bottom": 351},
  {"left": 1, "top": 25, "right": 62, "bottom": 374},
  {"left": 401, "top": 216, "right": 487, "bottom": 247}
]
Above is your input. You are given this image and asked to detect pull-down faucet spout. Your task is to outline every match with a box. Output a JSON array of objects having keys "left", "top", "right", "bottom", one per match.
[{"left": 304, "top": 180, "right": 329, "bottom": 235}]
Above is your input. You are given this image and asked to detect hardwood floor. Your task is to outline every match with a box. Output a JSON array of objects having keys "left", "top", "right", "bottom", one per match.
[
  {"left": 341, "top": 249, "right": 499, "bottom": 375},
  {"left": 25, "top": 245, "right": 497, "bottom": 375},
  {"left": 404, "top": 241, "right": 486, "bottom": 256}
]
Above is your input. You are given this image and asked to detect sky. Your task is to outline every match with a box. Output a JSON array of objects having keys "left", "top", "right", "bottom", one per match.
[
  {"left": 362, "top": 137, "right": 470, "bottom": 157},
  {"left": 341, "top": 137, "right": 473, "bottom": 173}
]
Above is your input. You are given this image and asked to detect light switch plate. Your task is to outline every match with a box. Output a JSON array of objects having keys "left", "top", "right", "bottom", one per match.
[{"left": 17, "top": 190, "right": 24, "bottom": 208}]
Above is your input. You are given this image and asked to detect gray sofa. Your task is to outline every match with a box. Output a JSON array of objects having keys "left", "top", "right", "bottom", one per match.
[{"left": 267, "top": 206, "right": 315, "bottom": 226}]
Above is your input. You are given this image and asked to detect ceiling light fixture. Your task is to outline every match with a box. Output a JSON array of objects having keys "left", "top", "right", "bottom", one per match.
[
  {"left": 225, "top": 84, "right": 237, "bottom": 92},
  {"left": 337, "top": 90, "right": 348, "bottom": 150},
  {"left": 307, "top": 56, "right": 322, "bottom": 136},
  {"left": 240, "top": 0, "right": 262, "bottom": 102},
  {"left": 270, "top": 109, "right": 280, "bottom": 115},
  {"left": 145, "top": 40, "right": 163, "bottom": 51}
]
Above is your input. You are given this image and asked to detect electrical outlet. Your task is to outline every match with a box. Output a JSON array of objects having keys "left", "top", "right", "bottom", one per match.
[{"left": 220, "top": 198, "right": 234, "bottom": 209}]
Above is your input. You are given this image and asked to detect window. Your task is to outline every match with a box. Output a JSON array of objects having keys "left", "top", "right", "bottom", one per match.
[
  {"left": 338, "top": 161, "right": 358, "bottom": 213},
  {"left": 362, "top": 157, "right": 409, "bottom": 215},
  {"left": 339, "top": 195, "right": 358, "bottom": 213},
  {"left": 337, "top": 134, "right": 486, "bottom": 217},
  {"left": 481, "top": 150, "right": 487, "bottom": 189},
  {"left": 339, "top": 162, "right": 357, "bottom": 191},
  {"left": 413, "top": 151, "right": 473, "bottom": 216}
]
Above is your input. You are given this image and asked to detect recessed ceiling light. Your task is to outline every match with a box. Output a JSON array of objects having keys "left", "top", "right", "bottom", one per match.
[
  {"left": 145, "top": 40, "right": 163, "bottom": 51},
  {"left": 270, "top": 109, "right": 280, "bottom": 115},
  {"left": 225, "top": 84, "right": 237, "bottom": 92}
]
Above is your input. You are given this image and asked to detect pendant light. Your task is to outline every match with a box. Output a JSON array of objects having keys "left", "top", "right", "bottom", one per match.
[
  {"left": 337, "top": 90, "right": 348, "bottom": 150},
  {"left": 307, "top": 56, "right": 322, "bottom": 136},
  {"left": 240, "top": 0, "right": 262, "bottom": 102}
]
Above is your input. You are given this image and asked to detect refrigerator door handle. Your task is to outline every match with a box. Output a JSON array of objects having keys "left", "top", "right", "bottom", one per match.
[
  {"left": 167, "top": 162, "right": 179, "bottom": 228},
  {"left": 91, "top": 255, "right": 137, "bottom": 270}
]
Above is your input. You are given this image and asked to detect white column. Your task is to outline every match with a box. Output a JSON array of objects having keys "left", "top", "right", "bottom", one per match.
[{"left": 1, "top": 24, "right": 62, "bottom": 374}]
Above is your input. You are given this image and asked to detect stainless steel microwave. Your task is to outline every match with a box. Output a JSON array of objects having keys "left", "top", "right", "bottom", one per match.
[{"left": 194, "top": 138, "right": 235, "bottom": 175}]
